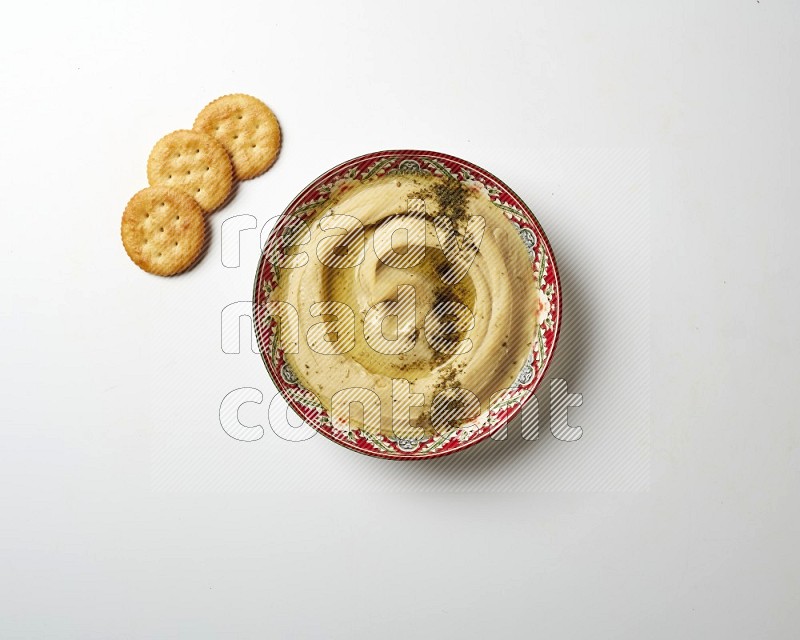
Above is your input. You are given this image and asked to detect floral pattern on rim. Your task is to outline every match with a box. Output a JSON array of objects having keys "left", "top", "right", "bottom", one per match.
[{"left": 254, "top": 151, "right": 562, "bottom": 460}]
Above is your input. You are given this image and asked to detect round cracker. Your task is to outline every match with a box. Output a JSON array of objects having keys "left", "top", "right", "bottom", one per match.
[
  {"left": 147, "top": 129, "right": 233, "bottom": 213},
  {"left": 121, "top": 186, "right": 206, "bottom": 276},
  {"left": 193, "top": 94, "right": 281, "bottom": 180}
]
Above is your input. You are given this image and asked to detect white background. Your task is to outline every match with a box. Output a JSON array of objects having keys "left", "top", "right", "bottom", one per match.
[{"left": 1, "top": 0, "right": 798, "bottom": 638}]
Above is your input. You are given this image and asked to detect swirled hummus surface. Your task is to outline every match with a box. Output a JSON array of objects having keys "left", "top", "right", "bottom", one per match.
[{"left": 270, "top": 173, "right": 539, "bottom": 439}]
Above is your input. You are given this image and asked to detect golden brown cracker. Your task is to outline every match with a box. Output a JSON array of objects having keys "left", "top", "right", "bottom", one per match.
[
  {"left": 193, "top": 94, "right": 281, "bottom": 180},
  {"left": 121, "top": 186, "right": 206, "bottom": 276},
  {"left": 147, "top": 129, "right": 233, "bottom": 213}
]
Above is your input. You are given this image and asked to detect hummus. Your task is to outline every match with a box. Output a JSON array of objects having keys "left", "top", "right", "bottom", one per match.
[{"left": 269, "top": 173, "right": 539, "bottom": 439}]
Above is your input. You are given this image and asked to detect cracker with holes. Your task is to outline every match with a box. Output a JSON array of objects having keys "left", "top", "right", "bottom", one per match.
[
  {"left": 121, "top": 186, "right": 206, "bottom": 276},
  {"left": 147, "top": 129, "right": 233, "bottom": 213},
  {"left": 193, "top": 94, "right": 281, "bottom": 180}
]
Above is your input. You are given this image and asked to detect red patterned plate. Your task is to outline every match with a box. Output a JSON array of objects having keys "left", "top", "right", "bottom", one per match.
[{"left": 253, "top": 150, "right": 561, "bottom": 460}]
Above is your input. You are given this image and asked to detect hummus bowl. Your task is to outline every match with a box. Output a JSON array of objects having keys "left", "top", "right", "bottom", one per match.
[{"left": 254, "top": 150, "right": 561, "bottom": 460}]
